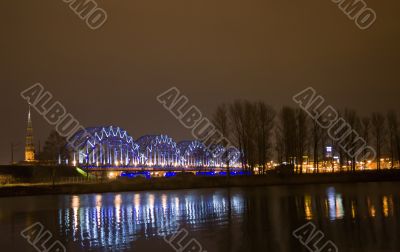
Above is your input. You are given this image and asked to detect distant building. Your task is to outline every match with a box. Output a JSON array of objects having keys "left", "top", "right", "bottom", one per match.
[
  {"left": 24, "top": 106, "right": 36, "bottom": 162},
  {"left": 326, "top": 146, "right": 333, "bottom": 158}
]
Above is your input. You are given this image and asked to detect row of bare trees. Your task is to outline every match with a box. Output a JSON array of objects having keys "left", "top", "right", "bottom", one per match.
[
  {"left": 212, "top": 101, "right": 400, "bottom": 173},
  {"left": 212, "top": 101, "right": 276, "bottom": 174}
]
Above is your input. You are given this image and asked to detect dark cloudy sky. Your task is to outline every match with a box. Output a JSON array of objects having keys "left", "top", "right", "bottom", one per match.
[{"left": 0, "top": 0, "right": 399, "bottom": 164}]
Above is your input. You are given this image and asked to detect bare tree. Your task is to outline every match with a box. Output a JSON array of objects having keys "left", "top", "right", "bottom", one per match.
[
  {"left": 212, "top": 103, "right": 231, "bottom": 174},
  {"left": 255, "top": 102, "right": 276, "bottom": 174},
  {"left": 295, "top": 109, "right": 308, "bottom": 174},
  {"left": 279, "top": 107, "right": 297, "bottom": 165},
  {"left": 275, "top": 128, "right": 284, "bottom": 164},
  {"left": 371, "top": 112, "right": 386, "bottom": 170},
  {"left": 387, "top": 110, "right": 400, "bottom": 169},
  {"left": 228, "top": 100, "right": 258, "bottom": 172},
  {"left": 331, "top": 111, "right": 346, "bottom": 172},
  {"left": 312, "top": 121, "right": 321, "bottom": 173},
  {"left": 361, "top": 117, "right": 371, "bottom": 167},
  {"left": 342, "top": 109, "right": 361, "bottom": 172},
  {"left": 229, "top": 101, "right": 246, "bottom": 169},
  {"left": 243, "top": 101, "right": 257, "bottom": 172},
  {"left": 319, "top": 127, "right": 328, "bottom": 172}
]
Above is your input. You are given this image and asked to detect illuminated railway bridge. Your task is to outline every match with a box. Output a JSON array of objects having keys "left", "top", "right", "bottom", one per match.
[{"left": 68, "top": 126, "right": 241, "bottom": 170}]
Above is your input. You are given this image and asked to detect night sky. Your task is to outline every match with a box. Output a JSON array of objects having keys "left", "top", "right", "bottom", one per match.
[{"left": 0, "top": 0, "right": 399, "bottom": 164}]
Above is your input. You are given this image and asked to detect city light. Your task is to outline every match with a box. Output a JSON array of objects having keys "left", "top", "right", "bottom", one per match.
[{"left": 108, "top": 172, "right": 117, "bottom": 179}]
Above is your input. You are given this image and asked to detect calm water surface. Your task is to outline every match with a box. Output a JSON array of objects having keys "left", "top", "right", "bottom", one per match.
[{"left": 0, "top": 182, "right": 399, "bottom": 252}]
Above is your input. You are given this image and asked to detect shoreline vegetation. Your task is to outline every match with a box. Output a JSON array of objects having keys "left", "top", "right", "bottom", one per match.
[{"left": 1, "top": 169, "right": 400, "bottom": 197}]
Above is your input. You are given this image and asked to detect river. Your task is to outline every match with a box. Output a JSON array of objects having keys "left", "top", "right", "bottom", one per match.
[{"left": 0, "top": 182, "right": 399, "bottom": 251}]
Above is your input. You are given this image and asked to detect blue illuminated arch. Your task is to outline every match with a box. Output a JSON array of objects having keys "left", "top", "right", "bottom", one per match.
[
  {"left": 68, "top": 126, "right": 242, "bottom": 168},
  {"left": 178, "top": 140, "right": 212, "bottom": 167},
  {"left": 136, "top": 135, "right": 180, "bottom": 166},
  {"left": 70, "top": 126, "right": 139, "bottom": 166}
]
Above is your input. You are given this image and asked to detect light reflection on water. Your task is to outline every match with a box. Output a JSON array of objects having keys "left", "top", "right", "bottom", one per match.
[
  {"left": 58, "top": 190, "right": 245, "bottom": 250},
  {"left": 0, "top": 182, "right": 400, "bottom": 251}
]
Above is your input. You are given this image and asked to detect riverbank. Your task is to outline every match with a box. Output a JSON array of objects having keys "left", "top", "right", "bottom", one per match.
[{"left": 1, "top": 170, "right": 399, "bottom": 197}]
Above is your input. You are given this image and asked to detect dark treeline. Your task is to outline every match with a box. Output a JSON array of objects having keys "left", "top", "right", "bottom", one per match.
[
  {"left": 37, "top": 130, "right": 69, "bottom": 164},
  {"left": 212, "top": 101, "right": 400, "bottom": 174},
  {"left": 212, "top": 101, "right": 276, "bottom": 174}
]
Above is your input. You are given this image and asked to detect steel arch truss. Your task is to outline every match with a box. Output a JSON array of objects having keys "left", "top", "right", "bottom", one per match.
[
  {"left": 69, "top": 126, "right": 241, "bottom": 168},
  {"left": 178, "top": 140, "right": 213, "bottom": 167},
  {"left": 71, "top": 126, "right": 140, "bottom": 167},
  {"left": 136, "top": 135, "right": 180, "bottom": 166}
]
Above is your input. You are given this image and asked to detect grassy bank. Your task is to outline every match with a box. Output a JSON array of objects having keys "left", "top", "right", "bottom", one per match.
[
  {"left": 0, "top": 170, "right": 400, "bottom": 197},
  {"left": 0, "top": 165, "right": 81, "bottom": 184}
]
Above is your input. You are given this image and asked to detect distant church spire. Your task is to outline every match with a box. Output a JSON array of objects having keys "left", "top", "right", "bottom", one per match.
[{"left": 24, "top": 105, "right": 35, "bottom": 162}]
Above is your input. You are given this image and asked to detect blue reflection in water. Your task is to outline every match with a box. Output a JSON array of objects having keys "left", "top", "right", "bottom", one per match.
[
  {"left": 51, "top": 184, "right": 400, "bottom": 251},
  {"left": 326, "top": 187, "right": 344, "bottom": 220},
  {"left": 58, "top": 191, "right": 245, "bottom": 250}
]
